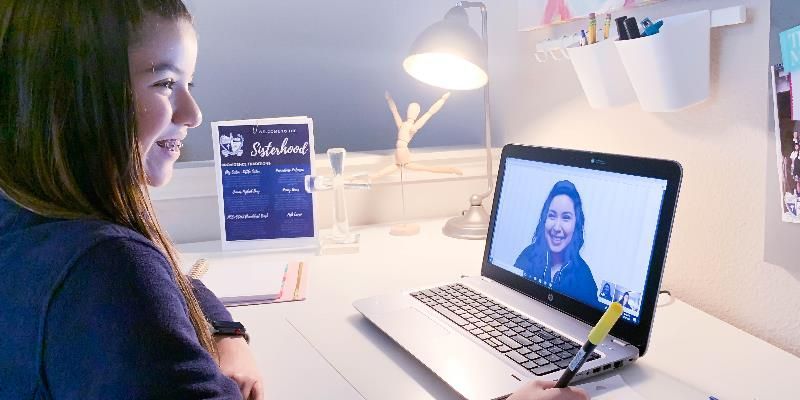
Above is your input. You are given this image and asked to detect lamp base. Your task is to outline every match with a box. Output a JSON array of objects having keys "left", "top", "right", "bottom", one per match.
[{"left": 442, "top": 201, "right": 490, "bottom": 240}]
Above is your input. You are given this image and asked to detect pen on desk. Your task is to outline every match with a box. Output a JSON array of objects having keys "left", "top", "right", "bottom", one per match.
[
  {"left": 555, "top": 302, "right": 623, "bottom": 388},
  {"left": 588, "top": 13, "right": 597, "bottom": 44},
  {"left": 579, "top": 30, "right": 587, "bottom": 46},
  {"left": 293, "top": 261, "right": 305, "bottom": 300},
  {"left": 603, "top": 13, "right": 611, "bottom": 40}
]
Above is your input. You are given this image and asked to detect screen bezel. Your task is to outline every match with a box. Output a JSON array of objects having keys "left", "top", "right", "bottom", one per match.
[{"left": 481, "top": 144, "right": 682, "bottom": 357}]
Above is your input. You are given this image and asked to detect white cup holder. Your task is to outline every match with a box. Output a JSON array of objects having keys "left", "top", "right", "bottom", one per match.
[
  {"left": 568, "top": 40, "right": 637, "bottom": 109},
  {"left": 614, "top": 10, "right": 711, "bottom": 112}
]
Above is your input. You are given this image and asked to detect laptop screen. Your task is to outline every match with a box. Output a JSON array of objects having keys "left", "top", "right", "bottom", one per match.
[{"left": 487, "top": 157, "right": 668, "bottom": 325}]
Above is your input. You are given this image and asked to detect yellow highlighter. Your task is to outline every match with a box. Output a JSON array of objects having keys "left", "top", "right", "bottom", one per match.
[{"left": 555, "top": 302, "right": 623, "bottom": 388}]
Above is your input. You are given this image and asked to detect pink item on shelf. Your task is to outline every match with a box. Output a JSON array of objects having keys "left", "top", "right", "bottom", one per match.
[{"left": 542, "top": 0, "right": 571, "bottom": 24}]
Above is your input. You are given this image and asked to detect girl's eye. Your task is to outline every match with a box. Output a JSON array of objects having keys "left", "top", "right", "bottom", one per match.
[{"left": 154, "top": 79, "right": 176, "bottom": 90}]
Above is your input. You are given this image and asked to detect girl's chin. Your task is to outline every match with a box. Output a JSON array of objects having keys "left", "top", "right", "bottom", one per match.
[
  {"left": 145, "top": 163, "right": 176, "bottom": 187},
  {"left": 145, "top": 168, "right": 175, "bottom": 187}
]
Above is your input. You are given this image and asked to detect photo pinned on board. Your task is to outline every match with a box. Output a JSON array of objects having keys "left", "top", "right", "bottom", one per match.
[{"left": 770, "top": 64, "right": 800, "bottom": 223}]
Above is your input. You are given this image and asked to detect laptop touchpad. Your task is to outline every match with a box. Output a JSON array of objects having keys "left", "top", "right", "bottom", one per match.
[{"left": 380, "top": 307, "right": 451, "bottom": 338}]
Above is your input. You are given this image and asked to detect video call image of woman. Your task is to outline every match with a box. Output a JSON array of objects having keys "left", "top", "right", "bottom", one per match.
[
  {"left": 600, "top": 282, "right": 614, "bottom": 301},
  {"left": 514, "top": 180, "right": 600, "bottom": 307},
  {"left": 616, "top": 291, "right": 639, "bottom": 311}
]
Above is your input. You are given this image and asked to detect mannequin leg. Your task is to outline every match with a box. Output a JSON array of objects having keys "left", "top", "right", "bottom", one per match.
[
  {"left": 369, "top": 164, "right": 399, "bottom": 180},
  {"left": 405, "top": 162, "right": 463, "bottom": 176}
]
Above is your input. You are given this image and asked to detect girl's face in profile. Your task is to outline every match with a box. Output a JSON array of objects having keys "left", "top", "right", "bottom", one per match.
[
  {"left": 129, "top": 17, "right": 201, "bottom": 187},
  {"left": 545, "top": 194, "right": 576, "bottom": 254}
]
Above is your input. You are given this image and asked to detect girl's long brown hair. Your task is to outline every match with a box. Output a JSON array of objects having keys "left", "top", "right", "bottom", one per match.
[{"left": 0, "top": 0, "right": 216, "bottom": 357}]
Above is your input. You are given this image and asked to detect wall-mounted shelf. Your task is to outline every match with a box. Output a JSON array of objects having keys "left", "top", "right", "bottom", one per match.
[
  {"left": 530, "top": 6, "right": 748, "bottom": 112},
  {"left": 533, "top": 5, "right": 747, "bottom": 60}
]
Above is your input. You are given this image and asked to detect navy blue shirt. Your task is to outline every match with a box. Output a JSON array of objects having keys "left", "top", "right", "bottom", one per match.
[
  {"left": 514, "top": 244, "right": 600, "bottom": 308},
  {"left": 0, "top": 197, "right": 242, "bottom": 399}
]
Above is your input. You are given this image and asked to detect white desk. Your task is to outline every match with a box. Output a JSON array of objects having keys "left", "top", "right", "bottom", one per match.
[{"left": 180, "top": 219, "right": 800, "bottom": 400}]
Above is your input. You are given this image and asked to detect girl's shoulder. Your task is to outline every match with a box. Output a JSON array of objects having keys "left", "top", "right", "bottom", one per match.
[
  {"left": 5, "top": 217, "right": 170, "bottom": 300},
  {"left": 517, "top": 243, "right": 539, "bottom": 258},
  {"left": 515, "top": 244, "right": 544, "bottom": 275},
  {"left": 62, "top": 220, "right": 170, "bottom": 276}
]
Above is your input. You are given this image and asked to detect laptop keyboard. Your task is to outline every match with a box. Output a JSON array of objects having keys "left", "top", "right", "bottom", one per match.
[{"left": 411, "top": 283, "right": 600, "bottom": 376}]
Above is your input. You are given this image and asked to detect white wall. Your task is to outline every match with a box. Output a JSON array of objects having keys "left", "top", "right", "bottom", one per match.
[
  {"left": 181, "top": 0, "right": 489, "bottom": 160},
  {"left": 500, "top": 0, "right": 800, "bottom": 356}
]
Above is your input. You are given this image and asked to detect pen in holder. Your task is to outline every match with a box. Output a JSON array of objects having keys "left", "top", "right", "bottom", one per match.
[{"left": 305, "top": 148, "right": 370, "bottom": 254}]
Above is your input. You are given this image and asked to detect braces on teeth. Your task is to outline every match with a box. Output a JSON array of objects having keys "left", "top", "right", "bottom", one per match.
[{"left": 157, "top": 139, "right": 184, "bottom": 151}]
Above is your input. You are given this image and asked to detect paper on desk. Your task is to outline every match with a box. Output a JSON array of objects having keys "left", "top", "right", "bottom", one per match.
[
  {"left": 193, "top": 255, "right": 288, "bottom": 300},
  {"left": 577, "top": 375, "right": 647, "bottom": 400}
]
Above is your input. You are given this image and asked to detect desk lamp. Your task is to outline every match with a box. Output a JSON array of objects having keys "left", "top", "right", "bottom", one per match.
[{"left": 403, "top": 1, "right": 492, "bottom": 239}]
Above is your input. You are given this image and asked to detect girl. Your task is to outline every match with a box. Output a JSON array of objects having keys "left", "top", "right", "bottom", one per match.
[{"left": 1, "top": 1, "right": 261, "bottom": 398}]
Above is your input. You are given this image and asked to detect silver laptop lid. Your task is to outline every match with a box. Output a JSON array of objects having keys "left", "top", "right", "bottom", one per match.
[{"left": 481, "top": 144, "right": 682, "bottom": 356}]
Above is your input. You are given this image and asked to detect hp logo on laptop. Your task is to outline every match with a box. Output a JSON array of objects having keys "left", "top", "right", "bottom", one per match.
[{"left": 547, "top": 293, "right": 554, "bottom": 302}]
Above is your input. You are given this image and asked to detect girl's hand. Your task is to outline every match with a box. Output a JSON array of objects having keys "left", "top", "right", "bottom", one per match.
[
  {"left": 507, "top": 380, "right": 589, "bottom": 400},
  {"left": 215, "top": 336, "right": 265, "bottom": 400}
]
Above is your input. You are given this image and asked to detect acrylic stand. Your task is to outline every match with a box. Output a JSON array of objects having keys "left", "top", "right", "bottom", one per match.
[{"left": 304, "top": 148, "right": 370, "bottom": 254}]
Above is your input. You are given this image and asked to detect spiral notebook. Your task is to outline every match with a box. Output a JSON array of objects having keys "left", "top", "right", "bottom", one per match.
[{"left": 189, "top": 256, "right": 308, "bottom": 306}]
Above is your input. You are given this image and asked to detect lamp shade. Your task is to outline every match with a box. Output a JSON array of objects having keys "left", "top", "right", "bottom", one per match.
[{"left": 403, "top": 6, "right": 488, "bottom": 91}]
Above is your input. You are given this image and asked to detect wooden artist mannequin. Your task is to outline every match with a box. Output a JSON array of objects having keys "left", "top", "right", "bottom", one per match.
[
  {"left": 373, "top": 91, "right": 462, "bottom": 236},
  {"left": 370, "top": 91, "right": 463, "bottom": 180}
]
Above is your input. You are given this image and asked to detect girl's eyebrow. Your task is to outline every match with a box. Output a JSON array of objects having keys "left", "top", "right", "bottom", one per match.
[{"left": 142, "top": 62, "right": 184, "bottom": 75}]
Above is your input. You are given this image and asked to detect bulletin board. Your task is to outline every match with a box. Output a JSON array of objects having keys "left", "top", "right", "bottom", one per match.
[{"left": 764, "top": 4, "right": 800, "bottom": 268}]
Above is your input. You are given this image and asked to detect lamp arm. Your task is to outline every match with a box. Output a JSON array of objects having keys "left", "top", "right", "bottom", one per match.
[
  {"left": 441, "top": 1, "right": 493, "bottom": 239},
  {"left": 459, "top": 2, "right": 493, "bottom": 201},
  {"left": 457, "top": 1, "right": 485, "bottom": 9}
]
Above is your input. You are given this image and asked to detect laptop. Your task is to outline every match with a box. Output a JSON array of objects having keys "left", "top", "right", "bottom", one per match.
[{"left": 353, "top": 144, "right": 682, "bottom": 400}]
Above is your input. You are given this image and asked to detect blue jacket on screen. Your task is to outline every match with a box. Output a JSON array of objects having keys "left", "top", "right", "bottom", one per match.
[
  {"left": 0, "top": 196, "right": 242, "bottom": 399},
  {"left": 514, "top": 244, "right": 600, "bottom": 308}
]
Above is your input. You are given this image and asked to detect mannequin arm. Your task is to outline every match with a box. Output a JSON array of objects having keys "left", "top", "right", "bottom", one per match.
[
  {"left": 413, "top": 92, "right": 450, "bottom": 132},
  {"left": 385, "top": 91, "right": 402, "bottom": 129}
]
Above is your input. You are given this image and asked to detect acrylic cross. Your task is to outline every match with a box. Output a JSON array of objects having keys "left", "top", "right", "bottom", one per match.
[{"left": 305, "top": 148, "right": 370, "bottom": 251}]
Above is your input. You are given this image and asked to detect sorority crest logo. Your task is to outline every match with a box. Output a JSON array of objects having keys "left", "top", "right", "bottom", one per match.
[
  {"left": 220, "top": 133, "right": 244, "bottom": 157},
  {"left": 785, "top": 192, "right": 799, "bottom": 217}
]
